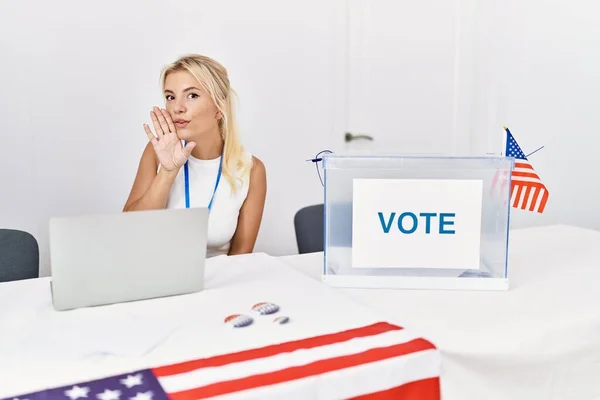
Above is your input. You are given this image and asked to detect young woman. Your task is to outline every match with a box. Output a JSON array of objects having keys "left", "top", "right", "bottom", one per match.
[{"left": 123, "top": 54, "right": 266, "bottom": 257}]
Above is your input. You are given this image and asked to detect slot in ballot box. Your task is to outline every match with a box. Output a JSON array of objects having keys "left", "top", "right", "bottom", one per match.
[{"left": 322, "top": 154, "right": 514, "bottom": 291}]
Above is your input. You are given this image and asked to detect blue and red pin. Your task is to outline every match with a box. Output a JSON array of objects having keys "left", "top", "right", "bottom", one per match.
[
  {"left": 253, "top": 302, "right": 289, "bottom": 324},
  {"left": 252, "top": 302, "right": 280, "bottom": 315},
  {"left": 224, "top": 302, "right": 289, "bottom": 327},
  {"left": 224, "top": 314, "right": 253, "bottom": 328},
  {"left": 273, "top": 316, "right": 289, "bottom": 325}
]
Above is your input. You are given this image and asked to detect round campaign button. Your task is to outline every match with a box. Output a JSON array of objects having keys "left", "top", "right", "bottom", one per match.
[
  {"left": 251, "top": 302, "right": 280, "bottom": 315},
  {"left": 224, "top": 314, "right": 253, "bottom": 328},
  {"left": 273, "top": 316, "right": 290, "bottom": 325}
]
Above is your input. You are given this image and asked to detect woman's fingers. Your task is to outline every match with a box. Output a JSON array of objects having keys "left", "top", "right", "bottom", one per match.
[
  {"left": 183, "top": 141, "right": 196, "bottom": 157},
  {"left": 160, "top": 108, "right": 176, "bottom": 134},
  {"left": 153, "top": 107, "right": 171, "bottom": 135},
  {"left": 144, "top": 124, "right": 158, "bottom": 145},
  {"left": 150, "top": 110, "right": 164, "bottom": 137},
  {"left": 173, "top": 141, "right": 196, "bottom": 167},
  {"left": 147, "top": 107, "right": 176, "bottom": 150}
]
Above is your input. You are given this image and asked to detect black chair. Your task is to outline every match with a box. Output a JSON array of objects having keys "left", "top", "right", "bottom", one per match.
[
  {"left": 0, "top": 229, "right": 39, "bottom": 283},
  {"left": 294, "top": 204, "right": 324, "bottom": 254}
]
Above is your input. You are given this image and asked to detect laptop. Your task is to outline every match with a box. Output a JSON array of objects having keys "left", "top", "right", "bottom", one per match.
[{"left": 48, "top": 207, "right": 209, "bottom": 311}]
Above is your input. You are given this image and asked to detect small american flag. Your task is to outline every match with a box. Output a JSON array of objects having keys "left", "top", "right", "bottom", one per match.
[
  {"left": 503, "top": 127, "right": 549, "bottom": 213},
  {"left": 3, "top": 322, "right": 440, "bottom": 400}
]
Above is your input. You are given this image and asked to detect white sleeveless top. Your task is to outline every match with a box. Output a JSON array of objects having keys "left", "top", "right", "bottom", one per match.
[{"left": 165, "top": 153, "right": 251, "bottom": 257}]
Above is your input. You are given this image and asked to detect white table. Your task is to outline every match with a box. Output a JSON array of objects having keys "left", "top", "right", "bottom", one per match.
[
  {"left": 280, "top": 225, "right": 600, "bottom": 400},
  {"left": 0, "top": 253, "right": 440, "bottom": 400}
]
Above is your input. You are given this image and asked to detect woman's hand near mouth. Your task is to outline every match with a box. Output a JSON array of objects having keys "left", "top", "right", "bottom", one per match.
[{"left": 144, "top": 106, "right": 196, "bottom": 173}]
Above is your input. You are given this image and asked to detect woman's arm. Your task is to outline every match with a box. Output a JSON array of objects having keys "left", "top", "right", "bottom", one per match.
[
  {"left": 123, "top": 142, "right": 179, "bottom": 211},
  {"left": 228, "top": 156, "right": 267, "bottom": 255}
]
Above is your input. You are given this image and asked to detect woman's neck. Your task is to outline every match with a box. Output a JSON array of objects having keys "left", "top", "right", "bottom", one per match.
[{"left": 190, "top": 132, "right": 224, "bottom": 160}]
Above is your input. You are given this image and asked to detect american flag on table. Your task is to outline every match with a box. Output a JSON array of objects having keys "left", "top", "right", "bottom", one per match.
[
  {"left": 3, "top": 322, "right": 440, "bottom": 400},
  {"left": 493, "top": 127, "right": 549, "bottom": 213}
]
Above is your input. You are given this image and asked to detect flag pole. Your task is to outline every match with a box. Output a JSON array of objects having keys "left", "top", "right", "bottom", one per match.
[{"left": 501, "top": 126, "right": 508, "bottom": 157}]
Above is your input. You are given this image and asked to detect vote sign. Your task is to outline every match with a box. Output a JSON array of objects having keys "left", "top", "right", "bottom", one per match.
[{"left": 351, "top": 178, "right": 483, "bottom": 269}]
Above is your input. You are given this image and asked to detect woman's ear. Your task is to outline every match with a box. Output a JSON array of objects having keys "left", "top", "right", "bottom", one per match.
[{"left": 216, "top": 110, "right": 223, "bottom": 120}]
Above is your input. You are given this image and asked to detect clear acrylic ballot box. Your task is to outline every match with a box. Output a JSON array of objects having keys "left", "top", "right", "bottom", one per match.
[{"left": 322, "top": 154, "right": 514, "bottom": 291}]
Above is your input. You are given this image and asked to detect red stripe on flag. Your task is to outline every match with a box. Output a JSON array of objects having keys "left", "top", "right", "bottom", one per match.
[
  {"left": 349, "top": 377, "right": 441, "bottom": 400},
  {"left": 515, "top": 162, "right": 533, "bottom": 170},
  {"left": 511, "top": 182, "right": 523, "bottom": 206},
  {"left": 520, "top": 186, "right": 532, "bottom": 209},
  {"left": 538, "top": 189, "right": 549, "bottom": 212},
  {"left": 512, "top": 171, "right": 539, "bottom": 179},
  {"left": 528, "top": 187, "right": 541, "bottom": 211},
  {"left": 167, "top": 338, "right": 437, "bottom": 400},
  {"left": 153, "top": 322, "right": 403, "bottom": 377}
]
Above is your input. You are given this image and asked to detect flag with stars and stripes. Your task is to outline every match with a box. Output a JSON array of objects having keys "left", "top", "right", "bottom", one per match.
[
  {"left": 1, "top": 322, "right": 440, "bottom": 400},
  {"left": 502, "top": 127, "right": 549, "bottom": 213}
]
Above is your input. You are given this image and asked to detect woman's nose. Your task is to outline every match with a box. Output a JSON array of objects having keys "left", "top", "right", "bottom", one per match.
[{"left": 175, "top": 102, "right": 186, "bottom": 114}]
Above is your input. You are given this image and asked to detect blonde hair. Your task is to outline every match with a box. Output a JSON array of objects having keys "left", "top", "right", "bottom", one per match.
[{"left": 160, "top": 54, "right": 252, "bottom": 193}]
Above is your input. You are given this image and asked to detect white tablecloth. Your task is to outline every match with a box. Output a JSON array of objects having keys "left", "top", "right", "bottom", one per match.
[
  {"left": 0, "top": 252, "right": 440, "bottom": 399},
  {"left": 280, "top": 225, "right": 600, "bottom": 400}
]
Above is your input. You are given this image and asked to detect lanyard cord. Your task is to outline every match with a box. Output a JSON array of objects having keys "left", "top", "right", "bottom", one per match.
[{"left": 183, "top": 141, "right": 223, "bottom": 211}]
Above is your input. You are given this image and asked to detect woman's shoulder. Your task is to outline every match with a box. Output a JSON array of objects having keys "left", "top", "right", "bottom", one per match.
[
  {"left": 248, "top": 154, "right": 266, "bottom": 189},
  {"left": 250, "top": 155, "right": 265, "bottom": 174},
  {"left": 232, "top": 150, "right": 264, "bottom": 176}
]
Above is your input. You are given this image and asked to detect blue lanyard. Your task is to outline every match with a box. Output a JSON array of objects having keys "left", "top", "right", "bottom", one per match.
[{"left": 183, "top": 148, "right": 223, "bottom": 211}]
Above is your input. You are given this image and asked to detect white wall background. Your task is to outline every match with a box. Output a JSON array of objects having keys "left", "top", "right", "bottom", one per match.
[
  {"left": 468, "top": 0, "right": 600, "bottom": 231},
  {"left": 1, "top": 0, "right": 599, "bottom": 276}
]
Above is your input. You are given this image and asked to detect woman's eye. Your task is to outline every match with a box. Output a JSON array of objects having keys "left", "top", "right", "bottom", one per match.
[
  {"left": 188, "top": 93, "right": 199, "bottom": 99},
  {"left": 165, "top": 95, "right": 174, "bottom": 101}
]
